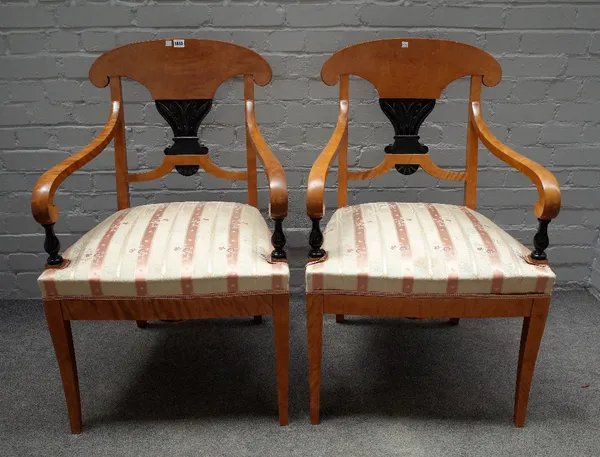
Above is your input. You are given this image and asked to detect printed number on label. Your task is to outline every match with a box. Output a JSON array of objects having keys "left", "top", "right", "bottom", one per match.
[{"left": 174, "top": 39, "right": 185, "bottom": 48}]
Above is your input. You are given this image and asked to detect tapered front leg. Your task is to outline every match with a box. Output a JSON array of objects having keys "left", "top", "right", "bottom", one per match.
[
  {"left": 514, "top": 297, "right": 550, "bottom": 427},
  {"left": 307, "top": 294, "right": 324, "bottom": 424},
  {"left": 273, "top": 295, "right": 289, "bottom": 425},
  {"left": 43, "top": 300, "right": 82, "bottom": 434}
]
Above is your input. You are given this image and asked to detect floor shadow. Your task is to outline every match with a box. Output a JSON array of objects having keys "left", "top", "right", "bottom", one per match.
[
  {"left": 316, "top": 314, "right": 580, "bottom": 424},
  {"left": 87, "top": 317, "right": 281, "bottom": 425}
]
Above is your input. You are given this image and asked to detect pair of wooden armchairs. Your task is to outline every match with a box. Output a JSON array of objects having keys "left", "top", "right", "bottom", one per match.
[{"left": 32, "top": 39, "right": 560, "bottom": 433}]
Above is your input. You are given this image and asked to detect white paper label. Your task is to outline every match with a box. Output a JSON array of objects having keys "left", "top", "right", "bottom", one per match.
[
  {"left": 174, "top": 39, "right": 185, "bottom": 48},
  {"left": 165, "top": 40, "right": 172, "bottom": 47},
  {"left": 402, "top": 41, "right": 409, "bottom": 48}
]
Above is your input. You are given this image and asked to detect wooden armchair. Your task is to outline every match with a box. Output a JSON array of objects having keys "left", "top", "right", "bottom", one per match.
[
  {"left": 31, "top": 39, "right": 289, "bottom": 432},
  {"left": 305, "top": 39, "right": 561, "bottom": 426}
]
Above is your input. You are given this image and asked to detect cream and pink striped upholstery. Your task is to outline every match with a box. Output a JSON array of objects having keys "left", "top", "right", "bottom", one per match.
[
  {"left": 306, "top": 203, "right": 555, "bottom": 295},
  {"left": 38, "top": 202, "right": 288, "bottom": 299}
]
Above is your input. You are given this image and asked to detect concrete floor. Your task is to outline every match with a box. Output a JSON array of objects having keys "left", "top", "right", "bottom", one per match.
[{"left": 1, "top": 289, "right": 599, "bottom": 456}]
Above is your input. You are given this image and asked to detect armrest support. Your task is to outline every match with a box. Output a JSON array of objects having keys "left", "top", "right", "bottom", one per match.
[
  {"left": 306, "top": 100, "right": 349, "bottom": 219},
  {"left": 471, "top": 101, "right": 561, "bottom": 262},
  {"left": 245, "top": 100, "right": 288, "bottom": 220},
  {"left": 471, "top": 102, "right": 561, "bottom": 220},
  {"left": 32, "top": 101, "right": 121, "bottom": 225},
  {"left": 31, "top": 101, "right": 120, "bottom": 266},
  {"left": 306, "top": 100, "right": 348, "bottom": 259},
  {"left": 245, "top": 100, "right": 288, "bottom": 260}
]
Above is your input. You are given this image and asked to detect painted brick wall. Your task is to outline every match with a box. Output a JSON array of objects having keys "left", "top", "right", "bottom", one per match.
[{"left": 1, "top": 1, "right": 599, "bottom": 298}]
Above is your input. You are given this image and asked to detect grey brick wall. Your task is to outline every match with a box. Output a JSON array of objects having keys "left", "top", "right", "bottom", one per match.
[{"left": 1, "top": 1, "right": 599, "bottom": 298}]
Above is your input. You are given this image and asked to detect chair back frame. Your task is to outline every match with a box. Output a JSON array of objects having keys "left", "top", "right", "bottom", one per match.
[
  {"left": 325, "top": 39, "right": 501, "bottom": 213},
  {"left": 92, "top": 39, "right": 273, "bottom": 212},
  {"left": 33, "top": 39, "right": 288, "bottom": 267}
]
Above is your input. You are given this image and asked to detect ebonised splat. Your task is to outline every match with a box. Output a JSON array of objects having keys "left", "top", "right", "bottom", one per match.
[
  {"left": 155, "top": 99, "right": 212, "bottom": 176},
  {"left": 379, "top": 98, "right": 435, "bottom": 175}
]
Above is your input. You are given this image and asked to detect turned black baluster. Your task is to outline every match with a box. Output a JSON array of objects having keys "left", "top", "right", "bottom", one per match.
[
  {"left": 309, "top": 217, "right": 325, "bottom": 259},
  {"left": 271, "top": 219, "right": 287, "bottom": 260},
  {"left": 43, "top": 223, "right": 63, "bottom": 266},
  {"left": 531, "top": 219, "right": 550, "bottom": 262}
]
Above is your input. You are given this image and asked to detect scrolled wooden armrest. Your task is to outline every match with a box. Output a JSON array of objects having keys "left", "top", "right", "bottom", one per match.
[
  {"left": 31, "top": 101, "right": 121, "bottom": 225},
  {"left": 245, "top": 100, "right": 288, "bottom": 219},
  {"left": 306, "top": 100, "right": 349, "bottom": 219},
  {"left": 471, "top": 102, "right": 561, "bottom": 220}
]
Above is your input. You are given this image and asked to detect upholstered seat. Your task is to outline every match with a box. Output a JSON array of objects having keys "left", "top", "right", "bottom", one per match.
[
  {"left": 306, "top": 202, "right": 554, "bottom": 296},
  {"left": 39, "top": 202, "right": 289, "bottom": 299}
]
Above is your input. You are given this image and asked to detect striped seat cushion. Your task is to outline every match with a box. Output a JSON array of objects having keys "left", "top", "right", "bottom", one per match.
[
  {"left": 306, "top": 203, "right": 555, "bottom": 296},
  {"left": 39, "top": 202, "right": 288, "bottom": 299}
]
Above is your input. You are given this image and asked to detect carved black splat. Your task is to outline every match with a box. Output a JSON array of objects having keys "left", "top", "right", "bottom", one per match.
[
  {"left": 271, "top": 219, "right": 287, "bottom": 260},
  {"left": 155, "top": 99, "right": 212, "bottom": 176},
  {"left": 379, "top": 98, "right": 436, "bottom": 175},
  {"left": 43, "top": 223, "right": 63, "bottom": 266},
  {"left": 309, "top": 217, "right": 325, "bottom": 259},
  {"left": 531, "top": 219, "right": 550, "bottom": 262}
]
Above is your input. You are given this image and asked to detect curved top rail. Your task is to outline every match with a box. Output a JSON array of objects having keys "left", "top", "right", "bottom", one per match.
[
  {"left": 90, "top": 39, "right": 272, "bottom": 99},
  {"left": 321, "top": 38, "right": 501, "bottom": 98}
]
